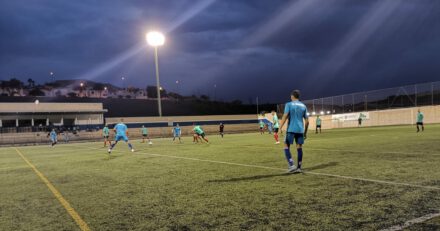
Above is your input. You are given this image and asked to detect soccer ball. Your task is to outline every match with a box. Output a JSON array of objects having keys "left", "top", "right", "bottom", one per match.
[{"left": 148, "top": 141, "right": 153, "bottom": 145}]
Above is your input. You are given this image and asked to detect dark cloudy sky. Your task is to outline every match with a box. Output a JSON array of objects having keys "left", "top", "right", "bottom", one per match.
[{"left": 1, "top": 0, "right": 440, "bottom": 102}]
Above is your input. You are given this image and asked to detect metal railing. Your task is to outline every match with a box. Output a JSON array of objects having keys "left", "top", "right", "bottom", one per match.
[{"left": 278, "top": 81, "right": 440, "bottom": 115}]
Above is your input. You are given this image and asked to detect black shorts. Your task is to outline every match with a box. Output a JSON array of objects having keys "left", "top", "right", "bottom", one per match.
[
  {"left": 198, "top": 132, "right": 205, "bottom": 138},
  {"left": 274, "top": 128, "right": 279, "bottom": 133},
  {"left": 316, "top": 125, "right": 321, "bottom": 128},
  {"left": 103, "top": 136, "right": 109, "bottom": 139},
  {"left": 142, "top": 134, "right": 148, "bottom": 137},
  {"left": 416, "top": 122, "right": 423, "bottom": 126},
  {"left": 260, "top": 127, "right": 264, "bottom": 130}
]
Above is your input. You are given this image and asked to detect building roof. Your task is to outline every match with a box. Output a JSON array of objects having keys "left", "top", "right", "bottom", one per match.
[{"left": 0, "top": 102, "right": 107, "bottom": 114}]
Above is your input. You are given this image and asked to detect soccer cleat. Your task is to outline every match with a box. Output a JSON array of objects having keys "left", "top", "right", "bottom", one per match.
[
  {"left": 287, "top": 165, "right": 297, "bottom": 173},
  {"left": 275, "top": 141, "right": 280, "bottom": 144},
  {"left": 293, "top": 168, "right": 303, "bottom": 173}
]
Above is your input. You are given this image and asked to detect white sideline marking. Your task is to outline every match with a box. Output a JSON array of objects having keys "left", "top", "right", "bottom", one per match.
[
  {"left": 72, "top": 145, "right": 440, "bottom": 191},
  {"left": 308, "top": 148, "right": 440, "bottom": 156},
  {"left": 381, "top": 212, "right": 440, "bottom": 231}
]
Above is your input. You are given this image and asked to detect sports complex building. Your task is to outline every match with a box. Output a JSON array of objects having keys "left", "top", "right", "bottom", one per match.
[{"left": 1, "top": 81, "right": 440, "bottom": 145}]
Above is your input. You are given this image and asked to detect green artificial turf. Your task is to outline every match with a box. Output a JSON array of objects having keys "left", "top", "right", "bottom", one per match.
[{"left": 1, "top": 124, "right": 439, "bottom": 230}]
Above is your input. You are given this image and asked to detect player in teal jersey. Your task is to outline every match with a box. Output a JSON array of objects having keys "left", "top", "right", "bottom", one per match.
[
  {"left": 48, "top": 128, "right": 57, "bottom": 147},
  {"left": 172, "top": 124, "right": 182, "bottom": 143},
  {"left": 315, "top": 116, "right": 322, "bottom": 134},
  {"left": 272, "top": 111, "right": 280, "bottom": 144},
  {"left": 108, "top": 119, "right": 134, "bottom": 153},
  {"left": 193, "top": 125, "right": 209, "bottom": 143},
  {"left": 416, "top": 109, "right": 424, "bottom": 132},
  {"left": 102, "top": 124, "right": 110, "bottom": 147},
  {"left": 279, "top": 90, "right": 309, "bottom": 173},
  {"left": 141, "top": 125, "right": 151, "bottom": 144},
  {"left": 259, "top": 120, "right": 265, "bottom": 134}
]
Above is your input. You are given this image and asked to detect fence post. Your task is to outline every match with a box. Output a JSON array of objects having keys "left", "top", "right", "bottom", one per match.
[
  {"left": 432, "top": 82, "right": 434, "bottom": 105},
  {"left": 342, "top": 97, "right": 344, "bottom": 113},
  {"left": 331, "top": 97, "right": 334, "bottom": 113},
  {"left": 352, "top": 94, "right": 355, "bottom": 112},
  {"left": 414, "top": 84, "right": 417, "bottom": 107},
  {"left": 364, "top": 95, "right": 367, "bottom": 111}
]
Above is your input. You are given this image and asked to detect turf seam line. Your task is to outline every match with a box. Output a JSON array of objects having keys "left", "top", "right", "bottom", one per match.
[
  {"left": 380, "top": 212, "right": 440, "bottom": 231},
  {"left": 14, "top": 147, "right": 91, "bottom": 231},
  {"left": 76, "top": 145, "right": 440, "bottom": 191}
]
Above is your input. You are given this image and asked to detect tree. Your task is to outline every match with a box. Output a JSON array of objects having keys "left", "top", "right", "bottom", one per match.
[
  {"left": 67, "top": 92, "right": 77, "bottom": 97},
  {"left": 9, "top": 78, "right": 24, "bottom": 88},
  {"left": 28, "top": 88, "right": 45, "bottom": 96},
  {"left": 27, "top": 78, "right": 35, "bottom": 88},
  {"left": 146, "top": 86, "right": 167, "bottom": 98},
  {"left": 200, "top": 95, "right": 210, "bottom": 101}
]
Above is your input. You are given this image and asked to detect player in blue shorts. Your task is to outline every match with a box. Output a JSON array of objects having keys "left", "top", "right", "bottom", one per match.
[
  {"left": 48, "top": 128, "right": 57, "bottom": 147},
  {"left": 172, "top": 123, "right": 182, "bottom": 143},
  {"left": 279, "top": 90, "right": 309, "bottom": 173},
  {"left": 108, "top": 119, "right": 134, "bottom": 153}
]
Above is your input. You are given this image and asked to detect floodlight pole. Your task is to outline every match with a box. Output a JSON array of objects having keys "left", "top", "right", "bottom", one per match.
[{"left": 154, "top": 46, "right": 162, "bottom": 117}]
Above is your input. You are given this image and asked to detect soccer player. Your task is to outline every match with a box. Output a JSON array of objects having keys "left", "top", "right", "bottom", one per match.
[
  {"left": 48, "top": 128, "right": 57, "bottom": 147},
  {"left": 259, "top": 120, "right": 265, "bottom": 134},
  {"left": 108, "top": 119, "right": 134, "bottom": 153},
  {"left": 193, "top": 124, "right": 209, "bottom": 143},
  {"left": 416, "top": 109, "right": 424, "bottom": 132},
  {"left": 141, "top": 125, "right": 151, "bottom": 144},
  {"left": 102, "top": 124, "right": 110, "bottom": 147},
  {"left": 279, "top": 90, "right": 309, "bottom": 173},
  {"left": 272, "top": 110, "right": 280, "bottom": 144},
  {"left": 358, "top": 116, "right": 362, "bottom": 127},
  {"left": 172, "top": 124, "right": 182, "bottom": 143},
  {"left": 315, "top": 115, "right": 322, "bottom": 134},
  {"left": 219, "top": 123, "right": 224, "bottom": 138}
]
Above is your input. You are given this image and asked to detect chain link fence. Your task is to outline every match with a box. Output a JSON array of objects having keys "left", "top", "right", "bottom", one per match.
[{"left": 277, "top": 81, "right": 440, "bottom": 115}]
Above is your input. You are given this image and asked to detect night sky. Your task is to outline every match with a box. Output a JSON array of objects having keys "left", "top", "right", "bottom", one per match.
[{"left": 1, "top": 0, "right": 440, "bottom": 103}]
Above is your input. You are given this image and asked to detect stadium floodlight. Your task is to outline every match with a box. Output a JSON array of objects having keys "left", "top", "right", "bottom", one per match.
[
  {"left": 146, "top": 31, "right": 165, "bottom": 47},
  {"left": 306, "top": 112, "right": 310, "bottom": 116},
  {"left": 104, "top": 87, "right": 107, "bottom": 91},
  {"left": 312, "top": 112, "right": 316, "bottom": 116},
  {"left": 146, "top": 31, "right": 166, "bottom": 117},
  {"left": 35, "top": 99, "right": 39, "bottom": 105},
  {"left": 320, "top": 111, "right": 324, "bottom": 115},
  {"left": 327, "top": 111, "right": 331, "bottom": 114},
  {"left": 80, "top": 82, "right": 84, "bottom": 87}
]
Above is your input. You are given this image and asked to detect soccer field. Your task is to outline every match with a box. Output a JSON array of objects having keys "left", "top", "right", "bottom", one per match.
[{"left": 1, "top": 125, "right": 440, "bottom": 231}]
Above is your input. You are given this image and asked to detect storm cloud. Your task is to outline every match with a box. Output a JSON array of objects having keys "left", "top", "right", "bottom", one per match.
[{"left": 1, "top": 0, "right": 440, "bottom": 102}]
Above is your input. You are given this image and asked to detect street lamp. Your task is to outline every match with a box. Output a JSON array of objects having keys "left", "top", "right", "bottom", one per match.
[{"left": 146, "top": 31, "right": 165, "bottom": 117}]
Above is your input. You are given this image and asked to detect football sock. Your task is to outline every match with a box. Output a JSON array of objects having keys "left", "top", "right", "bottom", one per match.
[
  {"left": 284, "top": 148, "right": 293, "bottom": 166},
  {"left": 297, "top": 148, "right": 303, "bottom": 169},
  {"left": 128, "top": 143, "right": 133, "bottom": 150},
  {"left": 274, "top": 133, "right": 279, "bottom": 142}
]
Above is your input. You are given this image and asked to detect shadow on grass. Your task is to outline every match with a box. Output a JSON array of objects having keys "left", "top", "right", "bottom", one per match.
[
  {"left": 208, "top": 173, "right": 291, "bottom": 183},
  {"left": 103, "top": 154, "right": 120, "bottom": 161},
  {"left": 304, "top": 162, "right": 338, "bottom": 171}
]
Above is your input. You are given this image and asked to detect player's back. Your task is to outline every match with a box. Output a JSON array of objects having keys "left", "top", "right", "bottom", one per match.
[
  {"left": 115, "top": 123, "right": 127, "bottom": 136},
  {"left": 285, "top": 100, "right": 308, "bottom": 133}
]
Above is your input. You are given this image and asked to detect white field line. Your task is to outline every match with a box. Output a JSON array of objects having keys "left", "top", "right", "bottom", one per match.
[
  {"left": 307, "top": 148, "right": 440, "bottom": 156},
  {"left": 380, "top": 212, "right": 440, "bottom": 231},
  {"left": 72, "top": 145, "right": 440, "bottom": 191}
]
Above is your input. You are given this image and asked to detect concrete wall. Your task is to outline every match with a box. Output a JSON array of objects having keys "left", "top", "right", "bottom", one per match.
[{"left": 299, "top": 105, "right": 440, "bottom": 130}]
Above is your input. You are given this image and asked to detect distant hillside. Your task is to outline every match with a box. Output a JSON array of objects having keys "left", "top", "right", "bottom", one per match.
[{"left": 0, "top": 96, "right": 276, "bottom": 117}]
